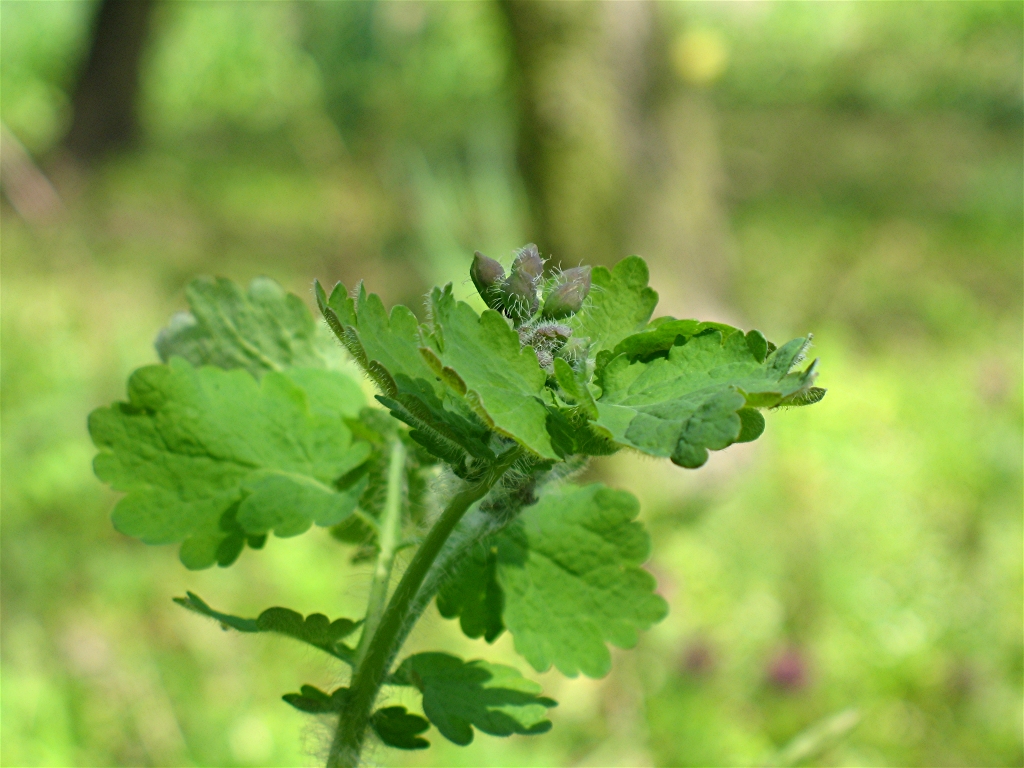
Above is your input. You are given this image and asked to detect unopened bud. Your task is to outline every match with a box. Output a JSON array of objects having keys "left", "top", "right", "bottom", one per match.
[
  {"left": 499, "top": 269, "right": 539, "bottom": 324},
  {"left": 532, "top": 322, "right": 572, "bottom": 342},
  {"left": 470, "top": 251, "right": 505, "bottom": 310},
  {"left": 541, "top": 266, "right": 591, "bottom": 319},
  {"left": 511, "top": 244, "right": 543, "bottom": 281}
]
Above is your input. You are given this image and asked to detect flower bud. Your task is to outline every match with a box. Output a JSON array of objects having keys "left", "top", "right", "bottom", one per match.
[
  {"left": 496, "top": 244, "right": 545, "bottom": 324},
  {"left": 499, "top": 270, "right": 539, "bottom": 325},
  {"left": 470, "top": 251, "right": 505, "bottom": 310},
  {"left": 541, "top": 266, "right": 591, "bottom": 319},
  {"left": 511, "top": 243, "right": 544, "bottom": 282}
]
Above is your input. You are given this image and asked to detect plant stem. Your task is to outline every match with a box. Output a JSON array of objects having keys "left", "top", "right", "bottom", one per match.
[
  {"left": 327, "top": 448, "right": 523, "bottom": 768},
  {"left": 353, "top": 438, "right": 406, "bottom": 669}
]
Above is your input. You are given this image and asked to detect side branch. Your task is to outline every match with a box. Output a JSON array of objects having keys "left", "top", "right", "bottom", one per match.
[{"left": 327, "top": 447, "right": 524, "bottom": 768}]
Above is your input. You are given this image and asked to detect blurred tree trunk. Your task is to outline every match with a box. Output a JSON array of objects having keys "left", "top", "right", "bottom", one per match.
[
  {"left": 629, "top": 10, "right": 733, "bottom": 319},
  {"left": 64, "top": 0, "right": 157, "bottom": 160},
  {"left": 498, "top": 2, "right": 731, "bottom": 315},
  {"left": 499, "top": 0, "right": 632, "bottom": 267}
]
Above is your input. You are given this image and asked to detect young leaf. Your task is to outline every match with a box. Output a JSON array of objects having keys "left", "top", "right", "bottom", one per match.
[
  {"left": 156, "top": 276, "right": 343, "bottom": 377},
  {"left": 544, "top": 407, "right": 620, "bottom": 459},
  {"left": 778, "top": 386, "right": 827, "bottom": 408},
  {"left": 425, "top": 285, "right": 558, "bottom": 459},
  {"left": 392, "top": 653, "right": 555, "bottom": 746},
  {"left": 377, "top": 374, "right": 495, "bottom": 463},
  {"left": 598, "top": 318, "right": 751, "bottom": 370},
  {"left": 89, "top": 359, "right": 371, "bottom": 568},
  {"left": 553, "top": 358, "right": 598, "bottom": 419},
  {"left": 316, "top": 281, "right": 495, "bottom": 467},
  {"left": 174, "top": 592, "right": 360, "bottom": 663},
  {"left": 317, "top": 280, "right": 439, "bottom": 394},
  {"left": 370, "top": 706, "right": 430, "bottom": 750},
  {"left": 568, "top": 256, "right": 658, "bottom": 355},
  {"left": 594, "top": 330, "right": 819, "bottom": 468}
]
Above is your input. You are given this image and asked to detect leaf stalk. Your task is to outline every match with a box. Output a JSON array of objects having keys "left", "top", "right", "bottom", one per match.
[{"left": 353, "top": 438, "right": 406, "bottom": 669}]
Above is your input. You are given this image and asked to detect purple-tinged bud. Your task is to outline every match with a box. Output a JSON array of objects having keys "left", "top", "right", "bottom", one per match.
[
  {"left": 470, "top": 251, "right": 505, "bottom": 310},
  {"left": 542, "top": 266, "right": 591, "bottom": 319},
  {"left": 560, "top": 266, "right": 591, "bottom": 293},
  {"left": 531, "top": 322, "right": 572, "bottom": 342},
  {"left": 499, "top": 270, "right": 539, "bottom": 325},
  {"left": 511, "top": 243, "right": 544, "bottom": 282}
]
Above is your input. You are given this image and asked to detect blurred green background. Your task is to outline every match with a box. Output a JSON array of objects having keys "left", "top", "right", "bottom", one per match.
[{"left": 2, "top": 1, "right": 1021, "bottom": 766}]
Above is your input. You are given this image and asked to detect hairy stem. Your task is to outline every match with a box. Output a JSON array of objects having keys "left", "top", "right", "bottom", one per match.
[
  {"left": 353, "top": 438, "right": 406, "bottom": 669},
  {"left": 327, "top": 448, "right": 523, "bottom": 768}
]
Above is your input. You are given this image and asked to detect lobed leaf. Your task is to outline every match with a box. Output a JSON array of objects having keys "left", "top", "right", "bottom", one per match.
[
  {"left": 436, "top": 544, "right": 504, "bottom": 642},
  {"left": 553, "top": 358, "right": 598, "bottom": 419},
  {"left": 568, "top": 256, "right": 658, "bottom": 355},
  {"left": 282, "top": 684, "right": 349, "bottom": 713},
  {"left": 377, "top": 374, "right": 496, "bottom": 468},
  {"left": 392, "top": 653, "right": 555, "bottom": 746},
  {"left": 594, "top": 330, "right": 820, "bottom": 467},
  {"left": 598, "top": 318, "right": 747, "bottom": 370},
  {"left": 318, "top": 281, "right": 439, "bottom": 393},
  {"left": 370, "top": 706, "right": 431, "bottom": 750},
  {"left": 174, "top": 592, "right": 360, "bottom": 663},
  {"left": 545, "top": 407, "right": 620, "bottom": 459},
  {"left": 426, "top": 285, "right": 557, "bottom": 459},
  {"left": 438, "top": 484, "right": 668, "bottom": 678},
  {"left": 173, "top": 591, "right": 258, "bottom": 632},
  {"left": 495, "top": 484, "right": 668, "bottom": 677},
  {"left": 89, "top": 360, "right": 370, "bottom": 568},
  {"left": 156, "top": 276, "right": 344, "bottom": 377},
  {"left": 316, "top": 281, "right": 498, "bottom": 468}
]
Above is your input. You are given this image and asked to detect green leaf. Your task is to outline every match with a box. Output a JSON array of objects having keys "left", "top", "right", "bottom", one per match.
[
  {"left": 736, "top": 407, "right": 766, "bottom": 443},
  {"left": 316, "top": 281, "right": 497, "bottom": 467},
  {"left": 255, "top": 607, "right": 360, "bottom": 659},
  {"left": 593, "top": 319, "right": 759, "bottom": 374},
  {"left": 568, "top": 256, "right": 658, "bottom": 355},
  {"left": 778, "top": 386, "right": 827, "bottom": 408},
  {"left": 544, "top": 407, "right": 620, "bottom": 459},
  {"left": 174, "top": 592, "right": 360, "bottom": 663},
  {"left": 317, "top": 280, "right": 439, "bottom": 394},
  {"left": 377, "top": 374, "right": 496, "bottom": 464},
  {"left": 279, "top": 367, "right": 365, "bottom": 420},
  {"left": 553, "top": 358, "right": 598, "bottom": 419},
  {"left": 89, "top": 359, "right": 371, "bottom": 568},
  {"left": 594, "top": 330, "right": 818, "bottom": 468},
  {"left": 370, "top": 706, "right": 430, "bottom": 750},
  {"left": 156, "top": 276, "right": 343, "bottom": 377},
  {"left": 606, "top": 318, "right": 749, "bottom": 362},
  {"left": 392, "top": 653, "right": 555, "bottom": 746},
  {"left": 282, "top": 685, "right": 349, "bottom": 713},
  {"left": 238, "top": 470, "right": 368, "bottom": 538},
  {"left": 426, "top": 285, "right": 557, "bottom": 459},
  {"left": 494, "top": 484, "right": 668, "bottom": 678},
  {"left": 436, "top": 544, "right": 505, "bottom": 642}
]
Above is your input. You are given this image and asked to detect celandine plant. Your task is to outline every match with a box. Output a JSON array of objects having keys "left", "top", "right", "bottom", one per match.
[{"left": 90, "top": 245, "right": 824, "bottom": 767}]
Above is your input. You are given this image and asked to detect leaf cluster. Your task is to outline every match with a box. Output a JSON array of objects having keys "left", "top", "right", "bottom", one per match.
[{"left": 88, "top": 251, "right": 823, "bottom": 758}]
